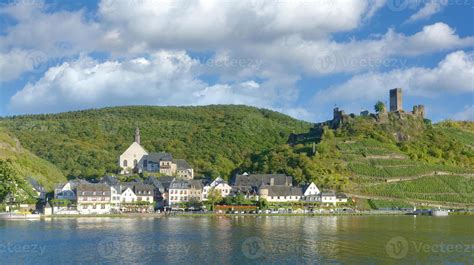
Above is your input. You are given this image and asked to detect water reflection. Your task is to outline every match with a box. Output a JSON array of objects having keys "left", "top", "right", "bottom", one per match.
[{"left": 0, "top": 216, "right": 472, "bottom": 264}]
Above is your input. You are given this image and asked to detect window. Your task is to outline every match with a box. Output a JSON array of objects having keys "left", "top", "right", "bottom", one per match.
[
  {"left": 123, "top": 160, "right": 128, "bottom": 167},
  {"left": 83, "top": 205, "right": 87, "bottom": 209},
  {"left": 134, "top": 159, "right": 138, "bottom": 167},
  {"left": 101, "top": 205, "right": 106, "bottom": 209},
  {"left": 92, "top": 205, "right": 96, "bottom": 209}
]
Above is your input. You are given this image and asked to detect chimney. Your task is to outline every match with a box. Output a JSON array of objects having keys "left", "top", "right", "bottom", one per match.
[{"left": 270, "top": 178, "right": 274, "bottom": 186}]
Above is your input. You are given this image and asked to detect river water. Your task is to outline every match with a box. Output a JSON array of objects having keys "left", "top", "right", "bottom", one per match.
[{"left": 0, "top": 215, "right": 473, "bottom": 264}]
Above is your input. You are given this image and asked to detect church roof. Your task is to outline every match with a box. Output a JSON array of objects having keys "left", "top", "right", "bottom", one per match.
[{"left": 121, "top": 141, "right": 148, "bottom": 155}]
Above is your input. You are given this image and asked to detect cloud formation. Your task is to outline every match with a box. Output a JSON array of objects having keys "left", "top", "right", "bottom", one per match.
[
  {"left": 1, "top": 0, "right": 473, "bottom": 121},
  {"left": 8, "top": 51, "right": 297, "bottom": 115},
  {"left": 406, "top": 2, "right": 445, "bottom": 23},
  {"left": 313, "top": 51, "right": 474, "bottom": 113}
]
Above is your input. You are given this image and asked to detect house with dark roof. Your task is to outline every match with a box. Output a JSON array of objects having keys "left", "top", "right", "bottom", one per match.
[
  {"left": 27, "top": 177, "right": 46, "bottom": 200},
  {"left": 258, "top": 185, "right": 303, "bottom": 202},
  {"left": 168, "top": 179, "right": 205, "bottom": 207},
  {"left": 174, "top": 159, "right": 194, "bottom": 179},
  {"left": 144, "top": 152, "right": 173, "bottom": 172},
  {"left": 142, "top": 153, "right": 194, "bottom": 179},
  {"left": 202, "top": 177, "right": 232, "bottom": 201},
  {"left": 76, "top": 183, "right": 112, "bottom": 214},
  {"left": 321, "top": 191, "right": 337, "bottom": 205},
  {"left": 149, "top": 176, "right": 176, "bottom": 206},
  {"left": 54, "top": 179, "right": 89, "bottom": 201},
  {"left": 336, "top": 193, "right": 348, "bottom": 203},
  {"left": 232, "top": 174, "right": 293, "bottom": 196}
]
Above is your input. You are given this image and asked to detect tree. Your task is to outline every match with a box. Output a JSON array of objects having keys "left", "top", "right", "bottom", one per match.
[
  {"left": 234, "top": 194, "right": 246, "bottom": 205},
  {"left": 207, "top": 188, "right": 222, "bottom": 211},
  {"left": 374, "top": 101, "right": 385, "bottom": 113},
  {"left": 257, "top": 198, "right": 268, "bottom": 210},
  {"left": 0, "top": 160, "right": 20, "bottom": 203}
]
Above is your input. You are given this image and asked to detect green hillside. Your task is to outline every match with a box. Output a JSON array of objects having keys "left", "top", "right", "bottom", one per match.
[
  {"left": 242, "top": 113, "right": 474, "bottom": 206},
  {"left": 0, "top": 105, "right": 472, "bottom": 206},
  {"left": 0, "top": 105, "right": 311, "bottom": 180},
  {"left": 0, "top": 127, "right": 66, "bottom": 191}
]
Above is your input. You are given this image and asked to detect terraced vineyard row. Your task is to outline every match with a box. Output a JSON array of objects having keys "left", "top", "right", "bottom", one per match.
[
  {"left": 337, "top": 139, "right": 402, "bottom": 156},
  {"left": 361, "top": 176, "right": 474, "bottom": 204},
  {"left": 349, "top": 162, "right": 474, "bottom": 179}
]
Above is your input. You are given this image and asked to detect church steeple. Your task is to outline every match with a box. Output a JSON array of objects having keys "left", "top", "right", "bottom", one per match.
[{"left": 135, "top": 127, "right": 141, "bottom": 145}]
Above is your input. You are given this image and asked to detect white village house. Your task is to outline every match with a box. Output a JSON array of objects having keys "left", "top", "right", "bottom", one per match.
[
  {"left": 202, "top": 177, "right": 232, "bottom": 201},
  {"left": 76, "top": 183, "right": 112, "bottom": 215}
]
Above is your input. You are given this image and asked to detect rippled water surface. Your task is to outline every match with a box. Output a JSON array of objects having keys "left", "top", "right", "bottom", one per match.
[{"left": 0, "top": 215, "right": 473, "bottom": 264}]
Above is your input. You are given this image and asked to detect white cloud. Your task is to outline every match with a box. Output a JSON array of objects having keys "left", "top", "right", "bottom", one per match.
[
  {"left": 98, "top": 0, "right": 370, "bottom": 51},
  {"left": 364, "top": 0, "right": 387, "bottom": 20},
  {"left": 0, "top": 49, "right": 31, "bottom": 82},
  {"left": 8, "top": 51, "right": 297, "bottom": 114},
  {"left": 0, "top": 4, "right": 104, "bottom": 82},
  {"left": 452, "top": 105, "right": 474, "bottom": 121},
  {"left": 406, "top": 2, "right": 445, "bottom": 23},
  {"left": 313, "top": 50, "right": 474, "bottom": 113},
  {"left": 221, "top": 22, "right": 474, "bottom": 77},
  {"left": 395, "top": 23, "right": 473, "bottom": 56}
]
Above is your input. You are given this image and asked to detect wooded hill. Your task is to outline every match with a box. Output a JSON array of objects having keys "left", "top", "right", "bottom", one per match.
[
  {"left": 0, "top": 105, "right": 472, "bottom": 206},
  {"left": 0, "top": 105, "right": 310, "bottom": 180}
]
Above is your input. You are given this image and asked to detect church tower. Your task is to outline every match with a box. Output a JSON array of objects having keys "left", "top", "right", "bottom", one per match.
[{"left": 135, "top": 127, "right": 141, "bottom": 145}]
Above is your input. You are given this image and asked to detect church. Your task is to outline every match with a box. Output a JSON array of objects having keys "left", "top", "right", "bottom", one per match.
[{"left": 118, "top": 128, "right": 194, "bottom": 179}]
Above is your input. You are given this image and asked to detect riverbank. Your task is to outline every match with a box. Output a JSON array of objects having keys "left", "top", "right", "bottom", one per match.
[
  {"left": 3, "top": 210, "right": 472, "bottom": 219},
  {"left": 37, "top": 211, "right": 409, "bottom": 219}
]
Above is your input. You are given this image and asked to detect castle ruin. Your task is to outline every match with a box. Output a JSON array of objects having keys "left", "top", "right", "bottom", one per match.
[
  {"left": 390, "top": 88, "right": 403, "bottom": 112},
  {"left": 288, "top": 88, "right": 426, "bottom": 144}
]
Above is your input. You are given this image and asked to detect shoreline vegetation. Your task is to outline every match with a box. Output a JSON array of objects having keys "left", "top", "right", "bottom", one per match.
[{"left": 1, "top": 210, "right": 473, "bottom": 219}]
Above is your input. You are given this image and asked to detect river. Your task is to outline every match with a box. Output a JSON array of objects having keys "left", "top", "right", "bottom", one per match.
[{"left": 0, "top": 215, "right": 473, "bottom": 264}]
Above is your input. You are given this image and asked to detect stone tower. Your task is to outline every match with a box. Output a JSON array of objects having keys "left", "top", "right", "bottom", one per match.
[
  {"left": 390, "top": 88, "right": 403, "bottom": 112},
  {"left": 412, "top": 105, "right": 425, "bottom": 118},
  {"left": 135, "top": 127, "right": 141, "bottom": 145}
]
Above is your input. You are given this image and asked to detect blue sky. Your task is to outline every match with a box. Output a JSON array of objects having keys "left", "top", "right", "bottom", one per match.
[{"left": 0, "top": 0, "right": 472, "bottom": 122}]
